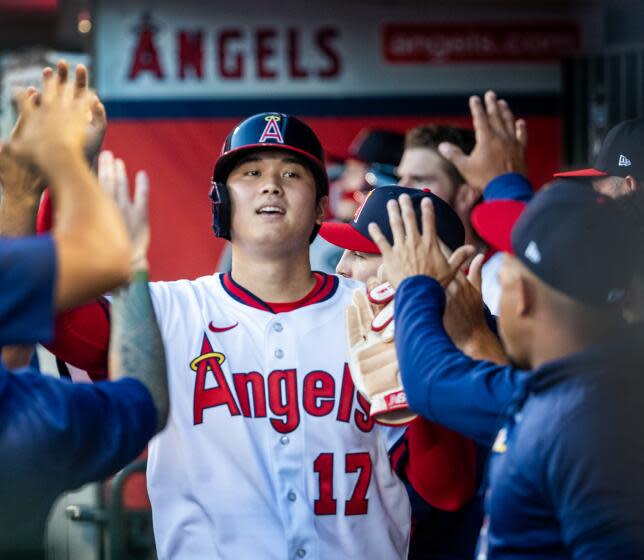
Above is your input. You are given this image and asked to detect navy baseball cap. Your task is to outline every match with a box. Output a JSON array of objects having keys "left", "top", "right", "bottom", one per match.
[
  {"left": 554, "top": 118, "right": 644, "bottom": 179},
  {"left": 477, "top": 180, "right": 633, "bottom": 306},
  {"left": 348, "top": 129, "right": 405, "bottom": 167},
  {"left": 319, "top": 186, "right": 465, "bottom": 254}
]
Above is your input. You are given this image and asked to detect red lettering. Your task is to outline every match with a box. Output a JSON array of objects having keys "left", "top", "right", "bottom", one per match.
[
  {"left": 178, "top": 30, "right": 204, "bottom": 79},
  {"left": 345, "top": 452, "right": 371, "bottom": 515},
  {"left": 192, "top": 335, "right": 240, "bottom": 424},
  {"left": 268, "top": 369, "right": 300, "bottom": 433},
  {"left": 336, "top": 363, "right": 354, "bottom": 423},
  {"left": 128, "top": 25, "right": 164, "bottom": 80},
  {"left": 256, "top": 28, "right": 277, "bottom": 79},
  {"left": 316, "top": 27, "right": 341, "bottom": 78},
  {"left": 355, "top": 392, "right": 374, "bottom": 433},
  {"left": 287, "top": 28, "right": 308, "bottom": 79},
  {"left": 219, "top": 29, "right": 244, "bottom": 79},
  {"left": 313, "top": 452, "right": 372, "bottom": 516},
  {"left": 314, "top": 453, "right": 337, "bottom": 515},
  {"left": 303, "top": 371, "right": 335, "bottom": 417},
  {"left": 233, "top": 371, "right": 267, "bottom": 417}
]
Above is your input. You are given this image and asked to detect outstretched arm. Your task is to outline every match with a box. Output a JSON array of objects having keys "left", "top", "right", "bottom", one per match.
[
  {"left": 103, "top": 154, "right": 169, "bottom": 431},
  {"left": 369, "top": 195, "right": 524, "bottom": 445}
]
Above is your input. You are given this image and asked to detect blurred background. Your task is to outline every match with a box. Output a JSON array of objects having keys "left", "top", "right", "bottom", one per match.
[{"left": 1, "top": 0, "right": 642, "bottom": 557}]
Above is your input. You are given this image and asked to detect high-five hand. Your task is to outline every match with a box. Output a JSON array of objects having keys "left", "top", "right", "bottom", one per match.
[{"left": 367, "top": 194, "right": 474, "bottom": 289}]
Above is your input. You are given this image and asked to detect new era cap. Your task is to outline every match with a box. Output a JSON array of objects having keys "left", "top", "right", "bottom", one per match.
[
  {"left": 554, "top": 118, "right": 644, "bottom": 179},
  {"left": 474, "top": 180, "right": 633, "bottom": 306},
  {"left": 319, "top": 186, "right": 465, "bottom": 254}
]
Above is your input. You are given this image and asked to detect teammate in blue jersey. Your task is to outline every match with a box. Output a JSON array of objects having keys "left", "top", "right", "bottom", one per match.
[
  {"left": 0, "top": 62, "right": 168, "bottom": 557},
  {"left": 368, "top": 181, "right": 644, "bottom": 558}
]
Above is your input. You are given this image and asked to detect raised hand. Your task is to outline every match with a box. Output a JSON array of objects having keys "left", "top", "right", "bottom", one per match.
[
  {"left": 72, "top": 62, "right": 107, "bottom": 164},
  {"left": 98, "top": 151, "right": 150, "bottom": 272},
  {"left": 438, "top": 90, "right": 528, "bottom": 192},
  {"left": 368, "top": 194, "right": 474, "bottom": 289},
  {"left": 8, "top": 60, "right": 93, "bottom": 172}
]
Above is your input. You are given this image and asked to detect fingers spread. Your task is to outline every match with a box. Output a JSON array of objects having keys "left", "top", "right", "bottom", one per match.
[
  {"left": 467, "top": 253, "right": 485, "bottom": 292},
  {"left": 114, "top": 158, "right": 131, "bottom": 209},
  {"left": 484, "top": 90, "right": 503, "bottom": 134},
  {"left": 497, "top": 99, "right": 516, "bottom": 137},
  {"left": 41, "top": 67, "right": 55, "bottom": 103},
  {"left": 515, "top": 119, "right": 528, "bottom": 148},
  {"left": 447, "top": 245, "right": 476, "bottom": 284},
  {"left": 420, "top": 197, "right": 436, "bottom": 246},
  {"left": 56, "top": 60, "right": 68, "bottom": 86},
  {"left": 469, "top": 95, "right": 490, "bottom": 141},
  {"left": 368, "top": 222, "right": 392, "bottom": 256},
  {"left": 133, "top": 170, "right": 149, "bottom": 220},
  {"left": 14, "top": 89, "right": 35, "bottom": 117},
  {"left": 399, "top": 194, "right": 420, "bottom": 244},
  {"left": 74, "top": 64, "right": 88, "bottom": 95},
  {"left": 386, "top": 198, "right": 405, "bottom": 246},
  {"left": 98, "top": 150, "right": 115, "bottom": 197}
]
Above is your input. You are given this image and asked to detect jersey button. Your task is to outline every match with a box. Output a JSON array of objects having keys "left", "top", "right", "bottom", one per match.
[
  {"left": 280, "top": 435, "right": 290, "bottom": 445},
  {"left": 287, "top": 491, "right": 296, "bottom": 502},
  {"left": 296, "top": 549, "right": 306, "bottom": 558},
  {"left": 275, "top": 348, "right": 284, "bottom": 359},
  {"left": 273, "top": 322, "right": 283, "bottom": 332}
]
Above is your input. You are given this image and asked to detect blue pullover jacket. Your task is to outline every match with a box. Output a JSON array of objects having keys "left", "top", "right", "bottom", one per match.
[{"left": 396, "top": 276, "right": 644, "bottom": 559}]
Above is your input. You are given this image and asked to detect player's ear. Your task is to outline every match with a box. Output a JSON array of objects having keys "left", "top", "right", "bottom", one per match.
[
  {"left": 516, "top": 274, "right": 535, "bottom": 317},
  {"left": 316, "top": 195, "right": 329, "bottom": 224}
]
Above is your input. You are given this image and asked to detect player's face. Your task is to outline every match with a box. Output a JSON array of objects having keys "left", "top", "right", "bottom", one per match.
[
  {"left": 336, "top": 250, "right": 382, "bottom": 282},
  {"left": 397, "top": 147, "right": 458, "bottom": 205},
  {"left": 227, "top": 151, "right": 325, "bottom": 253}
]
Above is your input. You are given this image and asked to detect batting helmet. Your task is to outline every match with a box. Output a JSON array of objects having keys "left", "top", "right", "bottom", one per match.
[{"left": 209, "top": 112, "right": 329, "bottom": 240}]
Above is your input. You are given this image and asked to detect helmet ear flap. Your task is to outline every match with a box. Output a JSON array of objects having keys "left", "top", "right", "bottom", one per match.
[{"left": 209, "top": 180, "right": 231, "bottom": 240}]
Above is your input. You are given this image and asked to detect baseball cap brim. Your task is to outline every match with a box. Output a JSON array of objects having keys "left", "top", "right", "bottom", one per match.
[
  {"left": 553, "top": 168, "right": 608, "bottom": 178},
  {"left": 470, "top": 200, "right": 527, "bottom": 253},
  {"left": 319, "top": 222, "right": 380, "bottom": 254}
]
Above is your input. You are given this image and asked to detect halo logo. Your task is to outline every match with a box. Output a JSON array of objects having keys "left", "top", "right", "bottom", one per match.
[{"left": 259, "top": 115, "right": 284, "bottom": 143}]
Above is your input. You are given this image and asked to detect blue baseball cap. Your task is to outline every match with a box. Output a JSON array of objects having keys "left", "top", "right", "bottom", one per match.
[
  {"left": 319, "top": 185, "right": 465, "bottom": 254},
  {"left": 476, "top": 180, "right": 634, "bottom": 306}
]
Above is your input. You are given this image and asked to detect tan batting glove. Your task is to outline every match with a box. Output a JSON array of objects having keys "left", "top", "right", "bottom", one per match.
[
  {"left": 346, "top": 281, "right": 417, "bottom": 426},
  {"left": 98, "top": 150, "right": 150, "bottom": 272}
]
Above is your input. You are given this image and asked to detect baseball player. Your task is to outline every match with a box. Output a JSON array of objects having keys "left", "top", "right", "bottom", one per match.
[{"left": 39, "top": 110, "right": 476, "bottom": 559}]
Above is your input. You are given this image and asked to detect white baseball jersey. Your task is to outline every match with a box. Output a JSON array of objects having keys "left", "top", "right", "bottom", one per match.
[{"left": 147, "top": 272, "right": 411, "bottom": 559}]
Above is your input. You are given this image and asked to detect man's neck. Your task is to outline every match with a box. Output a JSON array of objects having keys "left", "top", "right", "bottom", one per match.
[
  {"left": 529, "top": 317, "right": 621, "bottom": 370},
  {"left": 231, "top": 247, "right": 316, "bottom": 303}
]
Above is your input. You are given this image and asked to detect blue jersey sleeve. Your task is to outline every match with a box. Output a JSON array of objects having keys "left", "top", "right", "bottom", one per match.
[
  {"left": 483, "top": 173, "right": 534, "bottom": 203},
  {"left": 0, "top": 235, "right": 56, "bottom": 345},
  {"left": 0, "top": 369, "right": 157, "bottom": 490},
  {"left": 395, "top": 275, "right": 525, "bottom": 446}
]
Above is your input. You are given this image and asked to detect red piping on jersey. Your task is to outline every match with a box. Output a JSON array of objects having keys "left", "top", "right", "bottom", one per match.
[{"left": 220, "top": 272, "right": 338, "bottom": 313}]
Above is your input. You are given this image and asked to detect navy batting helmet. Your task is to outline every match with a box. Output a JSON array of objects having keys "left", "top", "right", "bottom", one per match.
[{"left": 209, "top": 112, "right": 329, "bottom": 240}]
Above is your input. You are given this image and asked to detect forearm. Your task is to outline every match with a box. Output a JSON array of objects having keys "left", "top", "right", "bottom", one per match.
[
  {"left": 459, "top": 325, "right": 509, "bottom": 364},
  {"left": 483, "top": 173, "right": 533, "bottom": 202},
  {"left": 0, "top": 194, "right": 40, "bottom": 236},
  {"left": 395, "top": 276, "right": 522, "bottom": 445},
  {"left": 0, "top": 188, "right": 43, "bottom": 367},
  {"left": 109, "top": 271, "right": 168, "bottom": 432}
]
